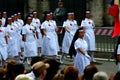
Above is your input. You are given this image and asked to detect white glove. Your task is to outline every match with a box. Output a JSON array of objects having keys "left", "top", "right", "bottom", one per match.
[
  {"left": 9, "top": 37, "right": 13, "bottom": 39},
  {"left": 70, "top": 32, "right": 74, "bottom": 36},
  {"left": 46, "top": 35, "right": 50, "bottom": 40}
]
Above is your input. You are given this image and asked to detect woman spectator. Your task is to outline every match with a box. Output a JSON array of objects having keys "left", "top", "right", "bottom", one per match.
[
  {"left": 81, "top": 64, "right": 98, "bottom": 80},
  {"left": 64, "top": 66, "right": 79, "bottom": 80},
  {"left": 4, "top": 60, "right": 16, "bottom": 80}
]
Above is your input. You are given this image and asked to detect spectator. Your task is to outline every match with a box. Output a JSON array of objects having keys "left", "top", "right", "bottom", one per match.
[
  {"left": 53, "top": 73, "right": 64, "bottom": 80},
  {"left": 44, "top": 59, "right": 61, "bottom": 80},
  {"left": 64, "top": 66, "right": 79, "bottom": 80},
  {"left": 0, "top": 68, "right": 6, "bottom": 80},
  {"left": 53, "top": 1, "right": 66, "bottom": 26},
  {"left": 81, "top": 64, "right": 98, "bottom": 80},
  {"left": 93, "top": 71, "right": 108, "bottom": 80},
  {"left": 12, "top": 63, "right": 25, "bottom": 78},
  {"left": 109, "top": 71, "right": 120, "bottom": 80},
  {"left": 114, "top": 71, "right": 120, "bottom": 80},
  {"left": 26, "top": 56, "right": 45, "bottom": 78},
  {"left": 32, "top": 61, "right": 49, "bottom": 80},
  {"left": 15, "top": 74, "right": 33, "bottom": 80},
  {"left": 4, "top": 60, "right": 16, "bottom": 80}
]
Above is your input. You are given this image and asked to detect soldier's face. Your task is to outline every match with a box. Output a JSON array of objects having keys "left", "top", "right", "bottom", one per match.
[{"left": 59, "top": 4, "right": 63, "bottom": 8}]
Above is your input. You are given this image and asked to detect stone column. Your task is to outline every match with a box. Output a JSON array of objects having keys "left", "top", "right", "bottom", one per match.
[
  {"left": 87, "top": 0, "right": 104, "bottom": 27},
  {"left": 28, "top": 0, "right": 37, "bottom": 13},
  {"left": 39, "top": 0, "right": 50, "bottom": 20},
  {"left": 103, "top": 0, "right": 114, "bottom": 26}
]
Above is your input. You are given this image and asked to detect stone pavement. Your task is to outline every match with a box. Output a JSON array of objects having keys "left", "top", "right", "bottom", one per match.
[{"left": 58, "top": 57, "right": 118, "bottom": 75}]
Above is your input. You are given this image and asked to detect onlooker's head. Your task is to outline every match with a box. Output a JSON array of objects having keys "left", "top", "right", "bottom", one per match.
[
  {"left": 53, "top": 73, "right": 64, "bottom": 80},
  {"left": 93, "top": 71, "right": 108, "bottom": 80},
  {"left": 114, "top": 71, "right": 120, "bottom": 80},
  {"left": 32, "top": 61, "right": 49, "bottom": 79},
  {"left": 83, "top": 64, "right": 98, "bottom": 80},
  {"left": 30, "top": 56, "right": 45, "bottom": 66},
  {"left": 0, "top": 68, "right": 5, "bottom": 79},
  {"left": 13, "top": 63, "right": 25, "bottom": 77},
  {"left": 15, "top": 74, "right": 34, "bottom": 80},
  {"left": 64, "top": 66, "right": 79, "bottom": 80},
  {"left": 5, "top": 60, "right": 16, "bottom": 80},
  {"left": 44, "top": 59, "right": 61, "bottom": 80}
]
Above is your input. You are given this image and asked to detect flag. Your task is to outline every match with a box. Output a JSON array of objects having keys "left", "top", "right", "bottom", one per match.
[
  {"left": 108, "top": 4, "right": 119, "bottom": 17},
  {"left": 112, "top": 16, "right": 120, "bottom": 38},
  {"left": 108, "top": 0, "right": 120, "bottom": 38},
  {"left": 110, "top": 0, "right": 114, "bottom": 5}
]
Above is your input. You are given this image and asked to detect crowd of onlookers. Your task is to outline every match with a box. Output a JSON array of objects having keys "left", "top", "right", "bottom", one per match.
[{"left": 0, "top": 56, "right": 119, "bottom": 80}]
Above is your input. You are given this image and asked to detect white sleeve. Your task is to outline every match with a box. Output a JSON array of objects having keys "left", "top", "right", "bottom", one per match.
[
  {"left": 74, "top": 40, "right": 82, "bottom": 50},
  {"left": 41, "top": 22, "right": 46, "bottom": 29},
  {"left": 80, "top": 20, "right": 85, "bottom": 27},
  {"left": 117, "top": 44, "right": 120, "bottom": 54},
  {"left": 22, "top": 26, "right": 26, "bottom": 35},
  {"left": 63, "top": 21, "right": 67, "bottom": 28}
]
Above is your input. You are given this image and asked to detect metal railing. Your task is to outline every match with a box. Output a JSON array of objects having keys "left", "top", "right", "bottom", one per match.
[
  {"left": 57, "top": 26, "right": 118, "bottom": 53},
  {"left": 95, "top": 27, "right": 118, "bottom": 53}
]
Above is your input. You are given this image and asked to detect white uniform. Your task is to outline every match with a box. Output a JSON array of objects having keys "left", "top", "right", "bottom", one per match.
[
  {"left": 1, "top": 17, "right": 6, "bottom": 27},
  {"left": 12, "top": 21, "right": 21, "bottom": 52},
  {"left": 0, "top": 26, "right": 8, "bottom": 60},
  {"left": 81, "top": 18, "right": 96, "bottom": 51},
  {"left": 32, "top": 18, "right": 42, "bottom": 47},
  {"left": 17, "top": 19, "right": 24, "bottom": 48},
  {"left": 41, "top": 20, "right": 59, "bottom": 56},
  {"left": 117, "top": 44, "right": 120, "bottom": 70},
  {"left": 6, "top": 24, "right": 19, "bottom": 57},
  {"left": 62, "top": 19, "right": 78, "bottom": 54},
  {"left": 22, "top": 24, "right": 37, "bottom": 57},
  {"left": 74, "top": 38, "right": 90, "bottom": 74}
]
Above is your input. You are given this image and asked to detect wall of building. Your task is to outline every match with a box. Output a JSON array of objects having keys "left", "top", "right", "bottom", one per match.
[
  {"left": 87, "top": 0, "right": 114, "bottom": 27},
  {"left": 24, "top": 0, "right": 114, "bottom": 26}
]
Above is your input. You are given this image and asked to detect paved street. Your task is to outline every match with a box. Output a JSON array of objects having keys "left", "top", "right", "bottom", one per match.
[{"left": 59, "top": 58, "right": 118, "bottom": 75}]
